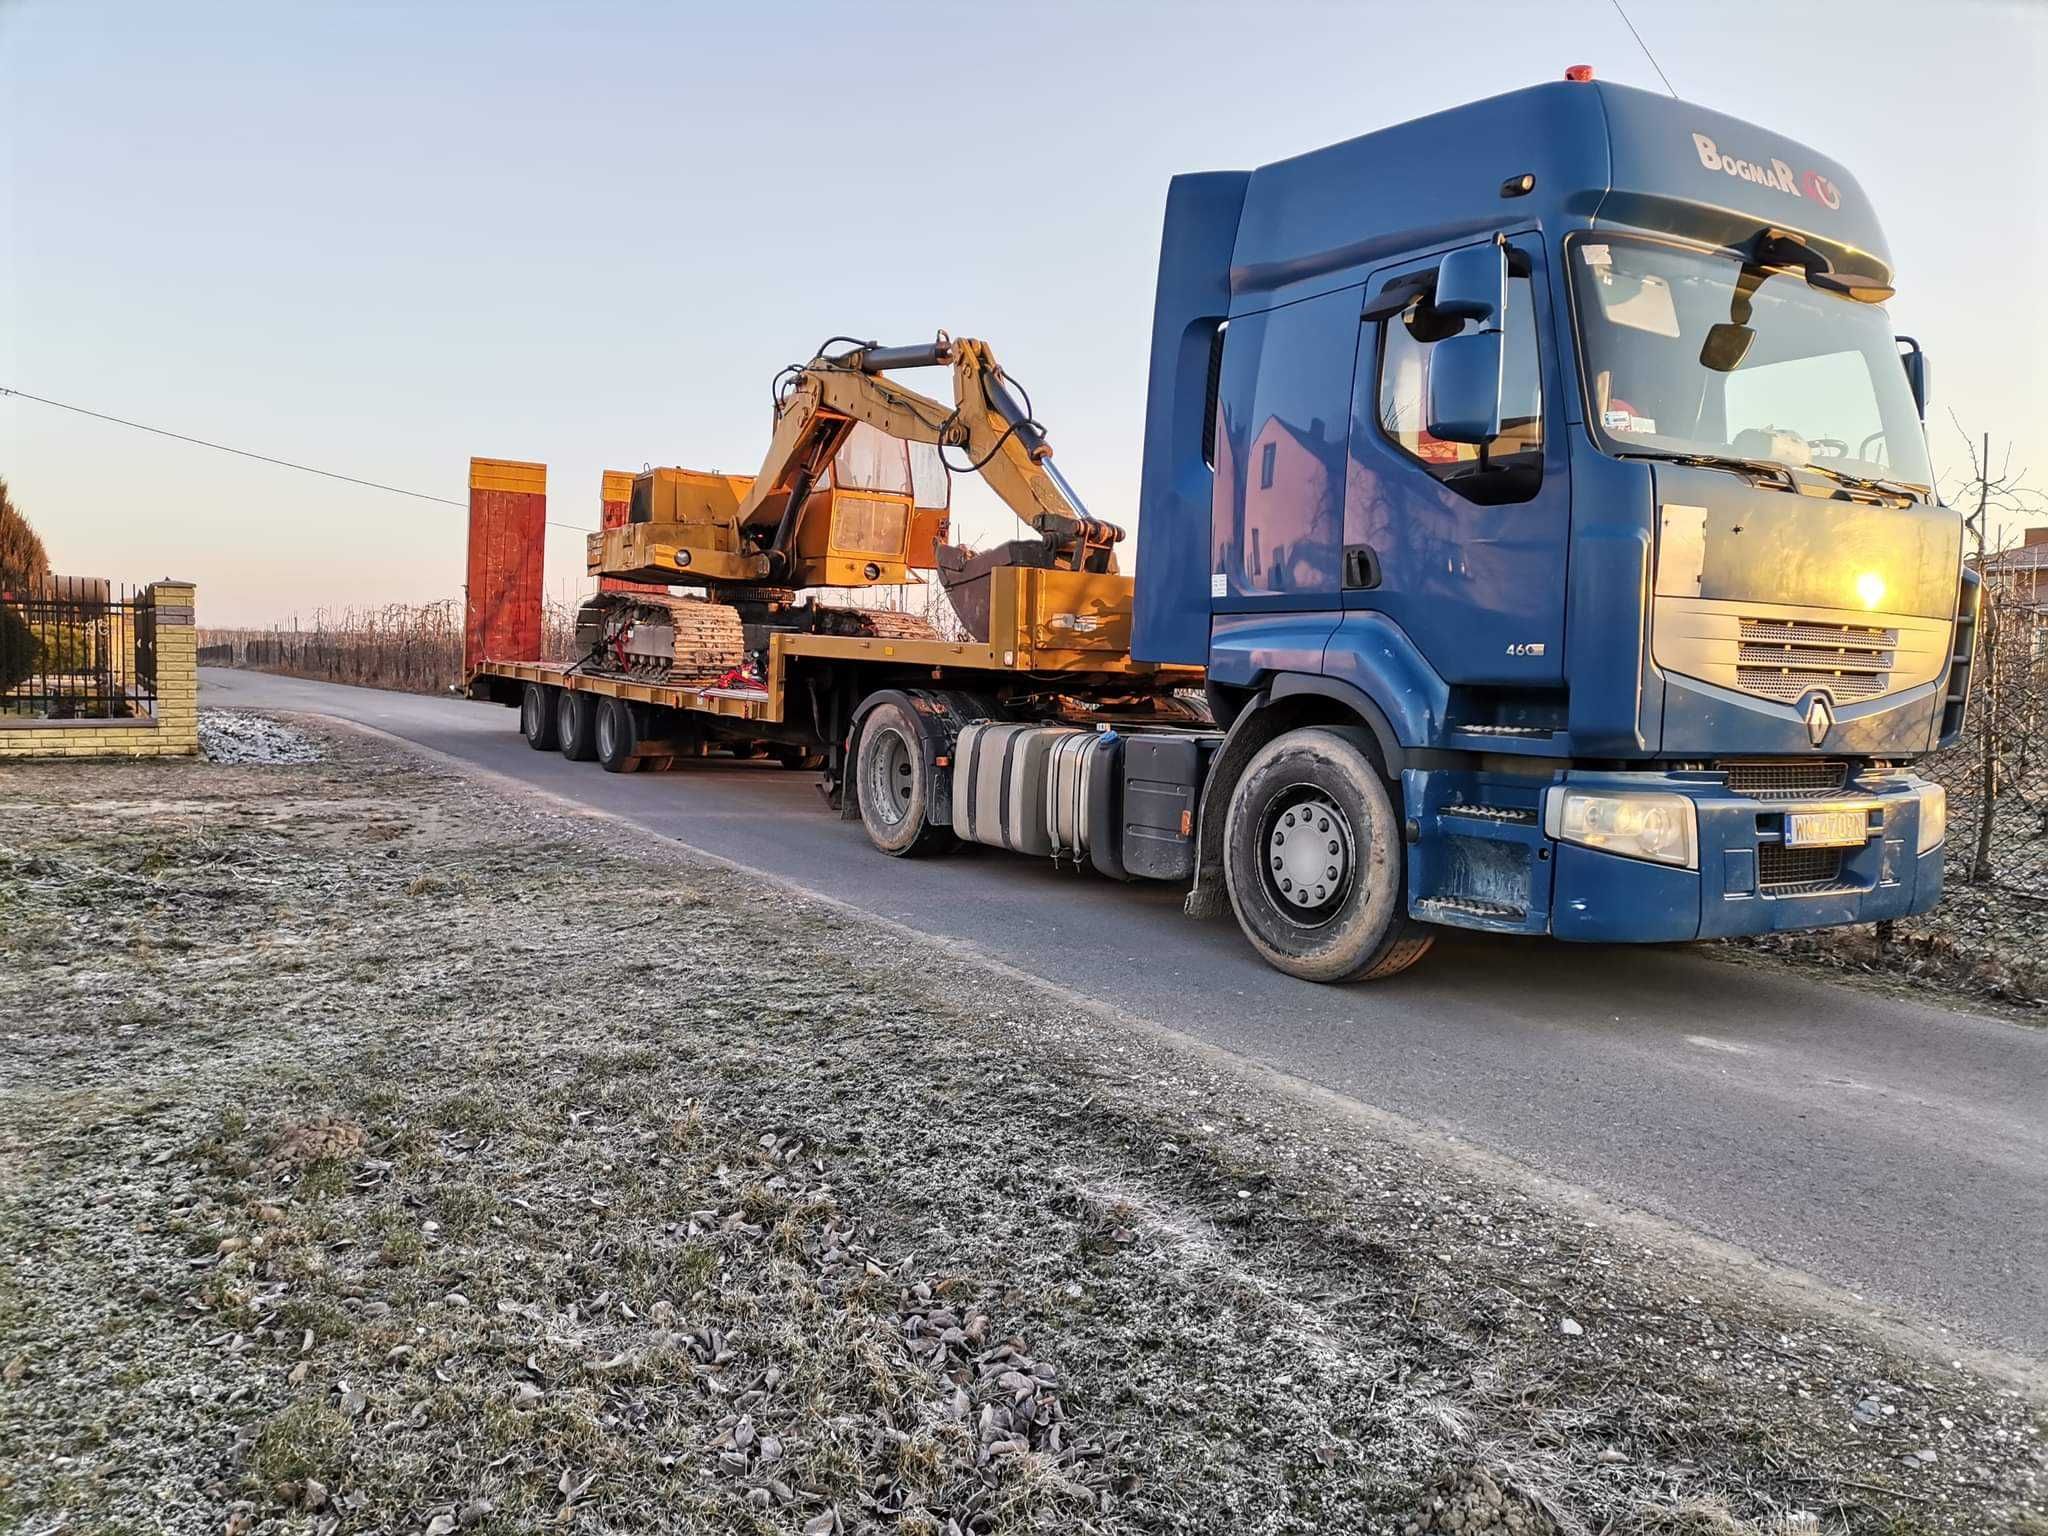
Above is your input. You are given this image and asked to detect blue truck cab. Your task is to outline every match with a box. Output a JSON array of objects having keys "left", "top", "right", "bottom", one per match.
[{"left": 1132, "top": 74, "right": 1970, "bottom": 978}]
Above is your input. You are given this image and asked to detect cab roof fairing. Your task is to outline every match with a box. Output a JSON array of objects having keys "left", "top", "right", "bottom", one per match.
[
  {"left": 1222, "top": 80, "right": 1892, "bottom": 315},
  {"left": 1591, "top": 81, "right": 1893, "bottom": 285}
]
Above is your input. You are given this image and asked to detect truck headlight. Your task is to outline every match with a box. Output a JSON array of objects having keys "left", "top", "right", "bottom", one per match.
[
  {"left": 1544, "top": 788, "right": 1699, "bottom": 870},
  {"left": 1917, "top": 782, "right": 1947, "bottom": 856}
]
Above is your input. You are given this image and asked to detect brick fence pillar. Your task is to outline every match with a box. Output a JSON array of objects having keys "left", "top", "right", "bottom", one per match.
[{"left": 149, "top": 580, "right": 200, "bottom": 756}]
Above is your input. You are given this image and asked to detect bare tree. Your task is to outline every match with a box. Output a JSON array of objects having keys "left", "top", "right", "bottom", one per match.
[{"left": 1946, "top": 418, "right": 2048, "bottom": 884}]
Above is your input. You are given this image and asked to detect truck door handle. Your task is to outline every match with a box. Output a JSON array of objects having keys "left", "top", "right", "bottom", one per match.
[{"left": 1343, "top": 544, "right": 1381, "bottom": 589}]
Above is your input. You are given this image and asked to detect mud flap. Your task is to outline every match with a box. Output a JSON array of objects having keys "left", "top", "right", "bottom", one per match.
[{"left": 1183, "top": 695, "right": 1271, "bottom": 918}]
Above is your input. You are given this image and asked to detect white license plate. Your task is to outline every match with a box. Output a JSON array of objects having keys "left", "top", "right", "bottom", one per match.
[{"left": 1786, "top": 809, "right": 1868, "bottom": 848}]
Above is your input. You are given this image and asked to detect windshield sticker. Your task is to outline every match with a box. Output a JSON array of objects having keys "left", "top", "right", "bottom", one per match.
[
  {"left": 1603, "top": 407, "right": 1656, "bottom": 435},
  {"left": 1581, "top": 243, "right": 1612, "bottom": 268},
  {"left": 1691, "top": 132, "right": 1843, "bottom": 211}
]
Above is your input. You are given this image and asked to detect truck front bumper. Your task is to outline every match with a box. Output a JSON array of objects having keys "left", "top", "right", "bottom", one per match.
[
  {"left": 1546, "top": 771, "right": 1945, "bottom": 943},
  {"left": 1402, "top": 766, "right": 1945, "bottom": 942}
]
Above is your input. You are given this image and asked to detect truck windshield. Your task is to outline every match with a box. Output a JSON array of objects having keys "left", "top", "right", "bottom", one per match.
[{"left": 1569, "top": 235, "right": 1932, "bottom": 490}]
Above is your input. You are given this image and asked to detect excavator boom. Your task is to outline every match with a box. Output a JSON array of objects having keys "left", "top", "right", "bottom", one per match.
[{"left": 735, "top": 333, "right": 1124, "bottom": 583}]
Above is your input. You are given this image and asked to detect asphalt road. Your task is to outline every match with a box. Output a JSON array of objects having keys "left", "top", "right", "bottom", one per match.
[{"left": 201, "top": 668, "right": 2048, "bottom": 1361}]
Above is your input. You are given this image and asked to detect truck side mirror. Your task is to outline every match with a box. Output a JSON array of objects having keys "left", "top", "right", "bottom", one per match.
[
  {"left": 1428, "top": 330, "right": 1505, "bottom": 443},
  {"left": 1898, "top": 336, "right": 1931, "bottom": 419},
  {"left": 1433, "top": 243, "right": 1505, "bottom": 323},
  {"left": 1426, "top": 243, "right": 1507, "bottom": 443}
]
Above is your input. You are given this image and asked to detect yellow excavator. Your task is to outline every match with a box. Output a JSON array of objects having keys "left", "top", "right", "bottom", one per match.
[{"left": 576, "top": 333, "right": 1126, "bottom": 684}]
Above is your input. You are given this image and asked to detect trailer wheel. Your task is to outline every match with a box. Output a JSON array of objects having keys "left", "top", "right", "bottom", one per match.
[
  {"left": 520, "top": 684, "right": 559, "bottom": 751},
  {"left": 855, "top": 699, "right": 952, "bottom": 856},
  {"left": 557, "top": 690, "right": 597, "bottom": 762},
  {"left": 1222, "top": 726, "right": 1433, "bottom": 983},
  {"left": 774, "top": 746, "right": 827, "bottom": 771},
  {"left": 595, "top": 697, "right": 642, "bottom": 774}
]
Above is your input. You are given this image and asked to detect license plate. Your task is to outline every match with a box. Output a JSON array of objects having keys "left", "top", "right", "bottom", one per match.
[{"left": 1786, "top": 809, "right": 1868, "bottom": 848}]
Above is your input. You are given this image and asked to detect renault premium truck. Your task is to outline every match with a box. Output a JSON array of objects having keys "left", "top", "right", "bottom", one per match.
[{"left": 467, "top": 72, "right": 1971, "bottom": 983}]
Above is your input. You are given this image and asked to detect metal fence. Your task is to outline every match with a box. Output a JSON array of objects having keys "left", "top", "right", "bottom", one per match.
[
  {"left": 0, "top": 583, "right": 158, "bottom": 721},
  {"left": 198, "top": 599, "right": 583, "bottom": 697}
]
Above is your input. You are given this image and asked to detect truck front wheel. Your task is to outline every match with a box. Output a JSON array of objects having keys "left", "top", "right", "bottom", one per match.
[
  {"left": 855, "top": 699, "right": 953, "bottom": 856},
  {"left": 1222, "top": 726, "right": 1433, "bottom": 983}
]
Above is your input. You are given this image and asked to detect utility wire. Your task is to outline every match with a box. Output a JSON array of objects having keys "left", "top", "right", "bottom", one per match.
[
  {"left": 1608, "top": 0, "right": 1678, "bottom": 98},
  {"left": 0, "top": 386, "right": 595, "bottom": 532}
]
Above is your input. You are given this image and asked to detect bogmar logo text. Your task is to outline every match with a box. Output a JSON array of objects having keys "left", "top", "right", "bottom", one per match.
[{"left": 1690, "top": 133, "right": 1839, "bottom": 209}]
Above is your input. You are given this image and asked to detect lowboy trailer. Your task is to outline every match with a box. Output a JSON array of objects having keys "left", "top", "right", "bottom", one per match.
[{"left": 468, "top": 71, "right": 1969, "bottom": 985}]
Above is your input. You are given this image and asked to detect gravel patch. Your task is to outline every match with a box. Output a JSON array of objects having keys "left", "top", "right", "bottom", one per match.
[
  {"left": 0, "top": 720, "right": 2041, "bottom": 1535},
  {"left": 199, "top": 709, "right": 324, "bottom": 765}
]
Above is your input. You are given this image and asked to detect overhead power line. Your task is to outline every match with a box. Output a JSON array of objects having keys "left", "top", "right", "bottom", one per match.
[
  {"left": 0, "top": 386, "right": 594, "bottom": 532},
  {"left": 1608, "top": 0, "right": 1678, "bottom": 98}
]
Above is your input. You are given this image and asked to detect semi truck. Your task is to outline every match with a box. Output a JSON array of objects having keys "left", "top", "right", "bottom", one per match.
[{"left": 464, "top": 71, "right": 1972, "bottom": 984}]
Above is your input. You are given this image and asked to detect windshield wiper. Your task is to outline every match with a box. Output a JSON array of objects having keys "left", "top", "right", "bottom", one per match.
[
  {"left": 1795, "top": 461, "right": 1925, "bottom": 501},
  {"left": 1614, "top": 449, "right": 1799, "bottom": 492}
]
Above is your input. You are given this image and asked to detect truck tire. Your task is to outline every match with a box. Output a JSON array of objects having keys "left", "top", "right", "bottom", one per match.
[
  {"left": 855, "top": 698, "right": 953, "bottom": 856},
  {"left": 1222, "top": 726, "right": 1433, "bottom": 983},
  {"left": 521, "top": 684, "right": 559, "bottom": 751},
  {"left": 594, "top": 696, "right": 643, "bottom": 774},
  {"left": 557, "top": 690, "right": 597, "bottom": 762}
]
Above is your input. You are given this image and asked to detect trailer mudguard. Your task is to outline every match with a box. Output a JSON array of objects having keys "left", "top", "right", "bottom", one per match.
[{"left": 842, "top": 688, "right": 994, "bottom": 830}]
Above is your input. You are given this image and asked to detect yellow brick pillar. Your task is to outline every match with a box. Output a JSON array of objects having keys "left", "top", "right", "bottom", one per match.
[{"left": 149, "top": 581, "right": 200, "bottom": 756}]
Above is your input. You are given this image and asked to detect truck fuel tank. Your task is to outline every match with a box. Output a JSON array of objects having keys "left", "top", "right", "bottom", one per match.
[{"left": 951, "top": 723, "right": 1222, "bottom": 883}]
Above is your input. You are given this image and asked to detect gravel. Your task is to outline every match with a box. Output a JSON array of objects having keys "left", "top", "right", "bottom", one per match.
[
  {"left": 199, "top": 708, "right": 325, "bottom": 764},
  {"left": 0, "top": 718, "right": 2042, "bottom": 1535}
]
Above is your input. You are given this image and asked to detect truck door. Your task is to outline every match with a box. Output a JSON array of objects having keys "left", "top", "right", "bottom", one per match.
[
  {"left": 1340, "top": 237, "right": 1568, "bottom": 689},
  {"left": 1207, "top": 285, "right": 1362, "bottom": 683}
]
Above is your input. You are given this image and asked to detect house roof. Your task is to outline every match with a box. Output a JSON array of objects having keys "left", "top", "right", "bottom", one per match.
[{"left": 1974, "top": 544, "right": 2048, "bottom": 572}]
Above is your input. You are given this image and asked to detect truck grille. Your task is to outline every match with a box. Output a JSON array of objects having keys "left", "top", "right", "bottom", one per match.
[
  {"left": 1736, "top": 617, "right": 1896, "bottom": 703},
  {"left": 1719, "top": 759, "right": 1850, "bottom": 799},
  {"left": 1757, "top": 842, "right": 1843, "bottom": 891}
]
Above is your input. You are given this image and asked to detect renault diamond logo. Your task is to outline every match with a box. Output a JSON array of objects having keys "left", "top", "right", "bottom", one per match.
[{"left": 1803, "top": 693, "right": 1835, "bottom": 748}]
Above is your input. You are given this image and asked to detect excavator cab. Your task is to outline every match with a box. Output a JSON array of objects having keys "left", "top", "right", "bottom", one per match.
[
  {"left": 590, "top": 423, "right": 950, "bottom": 591},
  {"left": 788, "top": 426, "right": 952, "bottom": 587}
]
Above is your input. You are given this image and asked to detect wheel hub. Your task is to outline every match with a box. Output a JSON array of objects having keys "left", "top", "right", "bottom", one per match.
[
  {"left": 1265, "top": 793, "right": 1352, "bottom": 922},
  {"left": 866, "top": 728, "right": 915, "bottom": 828}
]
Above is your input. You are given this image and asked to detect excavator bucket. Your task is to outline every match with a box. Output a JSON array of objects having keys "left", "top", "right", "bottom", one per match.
[{"left": 935, "top": 540, "right": 1052, "bottom": 642}]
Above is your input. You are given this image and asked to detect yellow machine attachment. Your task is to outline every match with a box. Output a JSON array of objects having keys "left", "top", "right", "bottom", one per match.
[{"left": 586, "top": 333, "right": 1125, "bottom": 602}]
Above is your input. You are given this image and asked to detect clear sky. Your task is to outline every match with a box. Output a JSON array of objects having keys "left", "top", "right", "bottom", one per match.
[{"left": 4, "top": 0, "right": 2043, "bottom": 626}]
